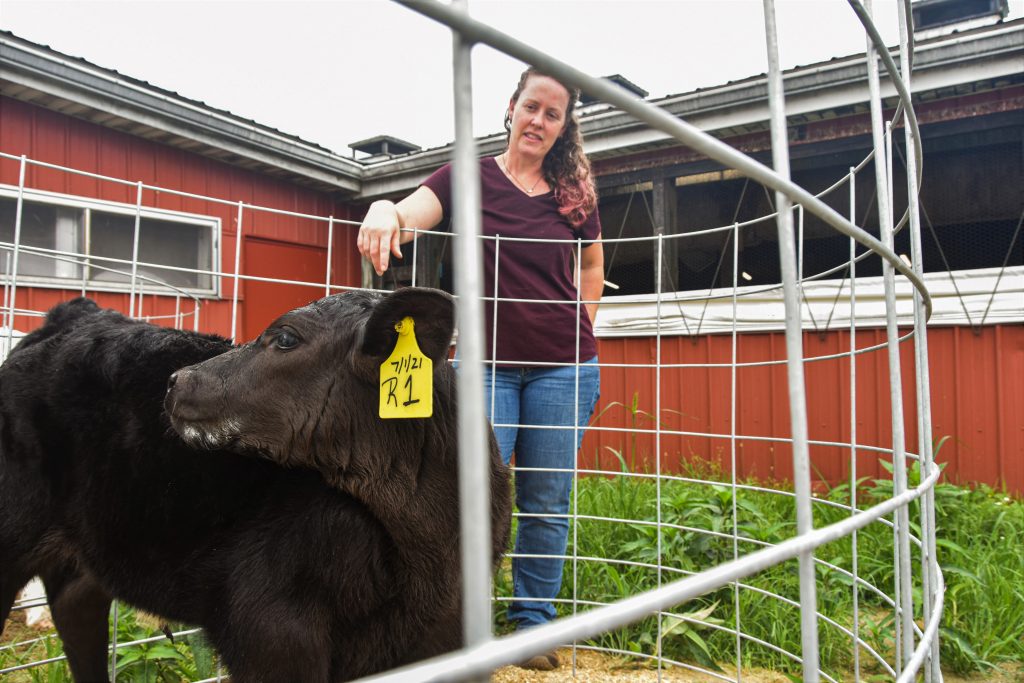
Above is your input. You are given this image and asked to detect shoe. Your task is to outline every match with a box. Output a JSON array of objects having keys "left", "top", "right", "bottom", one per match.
[{"left": 519, "top": 651, "right": 559, "bottom": 671}]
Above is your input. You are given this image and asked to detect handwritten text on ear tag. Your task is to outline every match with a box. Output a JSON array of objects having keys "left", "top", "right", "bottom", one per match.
[{"left": 379, "top": 317, "right": 433, "bottom": 419}]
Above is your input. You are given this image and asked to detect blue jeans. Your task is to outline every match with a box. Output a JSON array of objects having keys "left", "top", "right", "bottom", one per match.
[{"left": 484, "top": 357, "right": 600, "bottom": 629}]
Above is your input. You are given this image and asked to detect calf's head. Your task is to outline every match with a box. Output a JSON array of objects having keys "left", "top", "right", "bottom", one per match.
[{"left": 165, "top": 287, "right": 456, "bottom": 480}]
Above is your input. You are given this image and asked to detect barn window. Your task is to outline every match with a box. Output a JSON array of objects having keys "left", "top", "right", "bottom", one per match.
[{"left": 0, "top": 188, "right": 217, "bottom": 295}]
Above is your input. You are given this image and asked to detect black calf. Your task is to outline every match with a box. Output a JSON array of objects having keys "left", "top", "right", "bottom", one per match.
[{"left": 0, "top": 288, "right": 511, "bottom": 682}]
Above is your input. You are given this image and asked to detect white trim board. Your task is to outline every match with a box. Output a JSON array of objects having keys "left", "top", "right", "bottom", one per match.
[{"left": 593, "top": 266, "right": 1024, "bottom": 337}]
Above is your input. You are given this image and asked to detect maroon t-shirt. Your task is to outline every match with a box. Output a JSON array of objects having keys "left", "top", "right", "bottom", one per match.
[{"left": 422, "top": 157, "right": 601, "bottom": 367}]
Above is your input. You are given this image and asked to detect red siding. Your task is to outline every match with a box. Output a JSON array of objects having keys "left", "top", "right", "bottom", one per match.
[
  {"left": 242, "top": 238, "right": 333, "bottom": 342},
  {"left": 0, "top": 96, "right": 361, "bottom": 339},
  {"left": 2, "top": 96, "right": 1019, "bottom": 493},
  {"left": 587, "top": 324, "right": 1024, "bottom": 495}
]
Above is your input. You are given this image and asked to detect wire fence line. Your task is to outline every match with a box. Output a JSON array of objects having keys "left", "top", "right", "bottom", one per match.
[
  {"left": 0, "top": 1, "right": 944, "bottom": 681},
  {"left": 379, "top": 0, "right": 939, "bottom": 681}
]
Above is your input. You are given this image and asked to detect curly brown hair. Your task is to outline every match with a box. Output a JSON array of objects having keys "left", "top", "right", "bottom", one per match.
[{"left": 504, "top": 67, "right": 597, "bottom": 228}]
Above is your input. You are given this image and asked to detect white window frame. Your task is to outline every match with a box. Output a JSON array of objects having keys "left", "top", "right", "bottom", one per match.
[{"left": 0, "top": 185, "right": 221, "bottom": 298}]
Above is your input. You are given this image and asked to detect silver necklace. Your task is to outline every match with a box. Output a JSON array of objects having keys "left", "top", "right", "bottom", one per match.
[{"left": 502, "top": 153, "right": 542, "bottom": 194}]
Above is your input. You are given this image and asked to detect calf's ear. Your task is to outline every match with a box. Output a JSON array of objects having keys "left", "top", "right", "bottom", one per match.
[{"left": 360, "top": 287, "right": 455, "bottom": 364}]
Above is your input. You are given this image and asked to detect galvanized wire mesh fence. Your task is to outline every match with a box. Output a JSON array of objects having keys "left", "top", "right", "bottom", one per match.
[{"left": 0, "top": 1, "right": 944, "bottom": 681}]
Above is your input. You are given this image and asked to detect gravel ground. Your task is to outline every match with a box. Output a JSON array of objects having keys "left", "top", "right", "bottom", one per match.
[
  {"left": 490, "top": 647, "right": 1024, "bottom": 682},
  {"left": 491, "top": 648, "right": 792, "bottom": 682}
]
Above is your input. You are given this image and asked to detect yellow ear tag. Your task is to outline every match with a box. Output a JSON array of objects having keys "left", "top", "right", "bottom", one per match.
[{"left": 379, "top": 317, "right": 433, "bottom": 419}]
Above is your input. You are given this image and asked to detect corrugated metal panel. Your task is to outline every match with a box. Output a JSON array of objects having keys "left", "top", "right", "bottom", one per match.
[{"left": 586, "top": 324, "right": 1024, "bottom": 495}]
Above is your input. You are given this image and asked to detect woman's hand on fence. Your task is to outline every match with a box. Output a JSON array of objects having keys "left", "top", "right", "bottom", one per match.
[
  {"left": 357, "top": 187, "right": 443, "bottom": 277},
  {"left": 358, "top": 200, "right": 403, "bottom": 276}
]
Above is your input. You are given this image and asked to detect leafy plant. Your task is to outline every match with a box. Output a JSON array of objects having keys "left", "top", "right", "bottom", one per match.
[
  {"left": 556, "top": 459, "right": 1024, "bottom": 677},
  {"left": 111, "top": 610, "right": 192, "bottom": 683},
  {"left": 659, "top": 601, "right": 725, "bottom": 670}
]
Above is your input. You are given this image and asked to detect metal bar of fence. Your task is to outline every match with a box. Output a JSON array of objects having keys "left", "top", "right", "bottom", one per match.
[
  {"left": 325, "top": 215, "right": 334, "bottom": 297},
  {"left": 729, "top": 222, "right": 744, "bottom": 678},
  {"left": 863, "top": 6, "right": 898, "bottom": 674},
  {"left": 411, "top": 215, "right": 419, "bottom": 286},
  {"left": 0, "top": 629, "right": 204, "bottom": 677},
  {"left": 888, "top": 116, "right": 908, "bottom": 672},
  {"left": 448, "top": 0, "right": 493, "bottom": 662},
  {"left": 437, "top": 335, "right": 921, "bottom": 371},
  {"left": 504, "top": 549, "right": 901, "bottom": 613},
  {"left": 0, "top": 243, "right": 206, "bottom": 323},
  {"left": 570, "top": 236, "right": 584, "bottom": 674},
  {"left": 0, "top": 235, "right": 921, "bottom": 370},
  {"left": 2, "top": 252, "right": 9, "bottom": 356},
  {"left": 897, "top": 566, "right": 946, "bottom": 683},
  {"left": 654, "top": 232, "right": 665, "bottom": 677},
  {"left": 761, "top": 2, "right": 820, "bottom": 680},
  {"left": 863, "top": 0, "right": 915, "bottom": 666},
  {"left": 489, "top": 236, "right": 500, "bottom": 441},
  {"left": 848, "top": 166, "right": 862, "bottom": 681},
  {"left": 891, "top": 117, "right": 918, "bottom": 670},
  {"left": 5, "top": 156, "right": 26, "bottom": 358},
  {"left": 0, "top": 155, "right": 908, "bottom": 314},
  {"left": 110, "top": 600, "right": 119, "bottom": 681},
  {"left": 0, "top": 145, "right": 920, "bottom": 298},
  {"left": 0, "top": 149, "right": 361, "bottom": 226},
  {"left": 0, "top": 229, "right": 933, "bottom": 358},
  {"left": 128, "top": 181, "right": 143, "bottom": 318},
  {"left": 230, "top": 202, "right": 244, "bottom": 343},
  {"left": 895, "top": 3, "right": 941, "bottom": 680}
]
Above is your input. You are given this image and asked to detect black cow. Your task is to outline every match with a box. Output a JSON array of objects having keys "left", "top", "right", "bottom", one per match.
[{"left": 0, "top": 288, "right": 512, "bottom": 682}]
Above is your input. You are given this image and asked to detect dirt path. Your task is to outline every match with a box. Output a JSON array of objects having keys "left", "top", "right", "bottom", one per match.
[
  {"left": 493, "top": 648, "right": 801, "bottom": 682},
  {"left": 491, "top": 647, "right": 1024, "bottom": 682}
]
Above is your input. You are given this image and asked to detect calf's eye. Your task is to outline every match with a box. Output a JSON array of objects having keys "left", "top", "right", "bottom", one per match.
[{"left": 275, "top": 330, "right": 299, "bottom": 350}]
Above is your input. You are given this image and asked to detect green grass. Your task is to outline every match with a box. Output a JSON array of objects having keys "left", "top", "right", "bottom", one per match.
[
  {"left": 0, "top": 608, "right": 219, "bottom": 683},
  {"left": 525, "top": 462, "right": 1024, "bottom": 678},
  {"left": 4, "top": 466, "right": 1021, "bottom": 681}
]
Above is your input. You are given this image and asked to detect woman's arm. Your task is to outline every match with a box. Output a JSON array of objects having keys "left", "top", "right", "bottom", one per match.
[
  {"left": 357, "top": 185, "right": 443, "bottom": 276},
  {"left": 579, "top": 237, "right": 605, "bottom": 324}
]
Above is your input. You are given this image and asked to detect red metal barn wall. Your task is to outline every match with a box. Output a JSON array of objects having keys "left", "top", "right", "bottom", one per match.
[
  {"left": 0, "top": 97, "right": 363, "bottom": 341},
  {"left": 3, "top": 97, "right": 1020, "bottom": 494},
  {"left": 587, "top": 324, "right": 1024, "bottom": 495}
]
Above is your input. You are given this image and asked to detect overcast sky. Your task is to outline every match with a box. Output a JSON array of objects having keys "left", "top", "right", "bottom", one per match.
[{"left": 3, "top": 0, "right": 1021, "bottom": 157}]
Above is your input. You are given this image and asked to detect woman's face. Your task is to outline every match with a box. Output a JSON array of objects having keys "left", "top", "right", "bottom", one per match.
[{"left": 507, "top": 74, "right": 571, "bottom": 162}]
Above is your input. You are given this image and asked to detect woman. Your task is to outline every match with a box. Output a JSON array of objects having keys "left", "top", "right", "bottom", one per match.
[{"left": 357, "top": 66, "right": 603, "bottom": 671}]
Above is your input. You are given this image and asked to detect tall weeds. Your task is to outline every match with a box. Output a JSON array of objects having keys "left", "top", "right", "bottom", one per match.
[{"left": 557, "top": 465, "right": 1024, "bottom": 677}]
